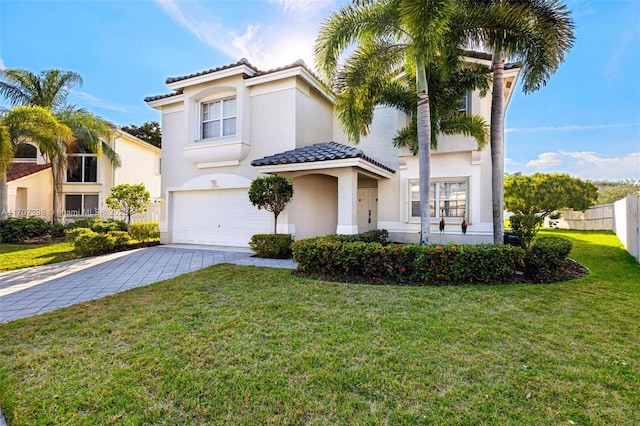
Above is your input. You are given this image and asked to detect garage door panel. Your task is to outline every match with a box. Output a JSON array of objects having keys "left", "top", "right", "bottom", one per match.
[{"left": 172, "top": 189, "right": 272, "bottom": 246}]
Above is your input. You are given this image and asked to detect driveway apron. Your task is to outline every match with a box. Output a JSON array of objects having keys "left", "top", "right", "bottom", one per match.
[{"left": 0, "top": 245, "right": 295, "bottom": 323}]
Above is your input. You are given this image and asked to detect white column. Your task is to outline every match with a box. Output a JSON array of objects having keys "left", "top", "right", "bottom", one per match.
[{"left": 336, "top": 169, "right": 358, "bottom": 235}]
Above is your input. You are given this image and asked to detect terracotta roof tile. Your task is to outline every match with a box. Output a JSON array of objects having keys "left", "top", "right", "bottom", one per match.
[
  {"left": 7, "top": 162, "right": 51, "bottom": 182},
  {"left": 251, "top": 142, "right": 395, "bottom": 173},
  {"left": 143, "top": 89, "right": 184, "bottom": 103}
]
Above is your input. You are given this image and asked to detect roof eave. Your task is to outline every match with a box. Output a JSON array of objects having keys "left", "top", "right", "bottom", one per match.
[
  {"left": 253, "top": 157, "right": 394, "bottom": 179},
  {"left": 166, "top": 65, "right": 257, "bottom": 91},
  {"left": 246, "top": 66, "right": 335, "bottom": 103}
]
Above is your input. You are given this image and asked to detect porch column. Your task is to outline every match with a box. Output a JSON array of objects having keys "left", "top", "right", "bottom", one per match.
[{"left": 336, "top": 169, "right": 358, "bottom": 235}]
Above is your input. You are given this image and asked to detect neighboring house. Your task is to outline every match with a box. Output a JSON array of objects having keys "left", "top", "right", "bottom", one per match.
[
  {"left": 145, "top": 54, "right": 519, "bottom": 247},
  {"left": 6, "top": 129, "right": 162, "bottom": 222}
]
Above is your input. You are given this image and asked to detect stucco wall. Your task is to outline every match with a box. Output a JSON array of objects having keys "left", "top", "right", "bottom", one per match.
[
  {"left": 7, "top": 170, "right": 53, "bottom": 220},
  {"left": 288, "top": 174, "right": 338, "bottom": 240},
  {"left": 113, "top": 134, "right": 161, "bottom": 198}
]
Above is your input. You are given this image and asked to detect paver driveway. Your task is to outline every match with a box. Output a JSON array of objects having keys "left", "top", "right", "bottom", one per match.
[{"left": 0, "top": 245, "right": 295, "bottom": 323}]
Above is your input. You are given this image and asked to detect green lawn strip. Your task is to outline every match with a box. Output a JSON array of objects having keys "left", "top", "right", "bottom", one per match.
[
  {"left": 0, "top": 230, "right": 638, "bottom": 424},
  {"left": 0, "top": 242, "right": 77, "bottom": 271}
]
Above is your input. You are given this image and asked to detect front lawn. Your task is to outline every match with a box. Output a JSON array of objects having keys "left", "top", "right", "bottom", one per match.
[
  {"left": 0, "top": 242, "right": 76, "bottom": 272},
  {"left": 0, "top": 230, "right": 638, "bottom": 424}
]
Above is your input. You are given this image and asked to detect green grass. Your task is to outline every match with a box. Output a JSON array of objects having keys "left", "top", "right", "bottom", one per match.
[
  {"left": 0, "top": 242, "right": 77, "bottom": 272},
  {"left": 1, "top": 230, "right": 638, "bottom": 424}
]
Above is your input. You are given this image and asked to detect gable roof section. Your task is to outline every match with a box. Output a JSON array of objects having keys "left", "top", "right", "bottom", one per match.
[
  {"left": 145, "top": 59, "right": 331, "bottom": 106},
  {"left": 251, "top": 142, "right": 395, "bottom": 174},
  {"left": 7, "top": 162, "right": 51, "bottom": 182}
]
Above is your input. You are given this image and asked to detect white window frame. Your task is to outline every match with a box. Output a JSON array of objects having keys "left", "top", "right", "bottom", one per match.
[
  {"left": 66, "top": 153, "right": 99, "bottom": 183},
  {"left": 65, "top": 193, "right": 99, "bottom": 217},
  {"left": 456, "top": 92, "right": 471, "bottom": 116},
  {"left": 409, "top": 178, "right": 469, "bottom": 223},
  {"left": 200, "top": 97, "right": 236, "bottom": 140}
]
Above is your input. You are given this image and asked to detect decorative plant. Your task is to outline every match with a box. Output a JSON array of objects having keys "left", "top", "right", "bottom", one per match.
[{"left": 248, "top": 176, "right": 293, "bottom": 234}]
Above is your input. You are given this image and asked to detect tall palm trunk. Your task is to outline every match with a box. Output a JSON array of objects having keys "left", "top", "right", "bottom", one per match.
[
  {"left": 0, "top": 175, "right": 7, "bottom": 220},
  {"left": 51, "top": 154, "right": 65, "bottom": 224},
  {"left": 490, "top": 53, "right": 506, "bottom": 244},
  {"left": 416, "top": 64, "right": 432, "bottom": 245}
]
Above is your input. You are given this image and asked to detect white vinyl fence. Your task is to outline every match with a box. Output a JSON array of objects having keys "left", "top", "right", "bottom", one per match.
[{"left": 547, "top": 194, "right": 639, "bottom": 263}]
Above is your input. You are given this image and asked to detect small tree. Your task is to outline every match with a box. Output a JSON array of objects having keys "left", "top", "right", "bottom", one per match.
[
  {"left": 106, "top": 183, "right": 151, "bottom": 229},
  {"left": 120, "top": 121, "right": 161, "bottom": 148},
  {"left": 248, "top": 176, "right": 293, "bottom": 234},
  {"left": 504, "top": 173, "right": 598, "bottom": 248}
]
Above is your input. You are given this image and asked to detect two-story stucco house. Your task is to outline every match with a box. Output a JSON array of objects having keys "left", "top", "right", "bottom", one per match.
[
  {"left": 145, "top": 53, "right": 519, "bottom": 247},
  {"left": 6, "top": 129, "right": 162, "bottom": 222}
]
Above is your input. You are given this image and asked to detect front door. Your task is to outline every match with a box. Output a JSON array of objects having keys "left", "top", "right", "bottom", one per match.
[{"left": 357, "top": 188, "right": 378, "bottom": 232}]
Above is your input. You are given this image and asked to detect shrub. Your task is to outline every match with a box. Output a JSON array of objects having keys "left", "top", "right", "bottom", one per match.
[
  {"left": 129, "top": 222, "right": 160, "bottom": 242},
  {"left": 319, "top": 229, "right": 389, "bottom": 244},
  {"left": 509, "top": 213, "right": 544, "bottom": 249},
  {"left": 107, "top": 231, "right": 131, "bottom": 247},
  {"left": 292, "top": 237, "right": 526, "bottom": 285},
  {"left": 0, "top": 217, "right": 51, "bottom": 243},
  {"left": 91, "top": 219, "right": 128, "bottom": 233},
  {"left": 74, "top": 231, "right": 116, "bottom": 257},
  {"left": 66, "top": 227, "right": 93, "bottom": 243},
  {"left": 49, "top": 223, "right": 66, "bottom": 238},
  {"left": 525, "top": 236, "right": 573, "bottom": 282},
  {"left": 66, "top": 218, "right": 128, "bottom": 233},
  {"left": 249, "top": 234, "right": 293, "bottom": 258}
]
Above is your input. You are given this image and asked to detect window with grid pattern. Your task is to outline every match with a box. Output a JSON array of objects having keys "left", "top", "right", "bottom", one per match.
[
  {"left": 201, "top": 98, "right": 236, "bottom": 139},
  {"left": 410, "top": 180, "right": 467, "bottom": 220}
]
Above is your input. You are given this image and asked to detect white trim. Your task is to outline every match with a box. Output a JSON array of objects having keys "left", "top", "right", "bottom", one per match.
[
  {"left": 254, "top": 158, "right": 394, "bottom": 179},
  {"left": 245, "top": 67, "right": 334, "bottom": 102},
  {"left": 167, "top": 64, "right": 257, "bottom": 91},
  {"left": 146, "top": 94, "right": 184, "bottom": 108}
]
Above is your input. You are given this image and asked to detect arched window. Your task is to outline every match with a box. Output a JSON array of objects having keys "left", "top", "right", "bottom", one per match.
[{"left": 14, "top": 143, "right": 38, "bottom": 161}]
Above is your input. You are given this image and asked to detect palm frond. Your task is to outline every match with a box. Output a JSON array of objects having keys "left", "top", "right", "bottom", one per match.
[
  {"left": 439, "top": 114, "right": 489, "bottom": 149},
  {"left": 2, "top": 106, "right": 71, "bottom": 155}
]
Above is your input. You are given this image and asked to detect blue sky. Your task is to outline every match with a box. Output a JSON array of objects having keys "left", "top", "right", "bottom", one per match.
[{"left": 1, "top": 0, "right": 638, "bottom": 181}]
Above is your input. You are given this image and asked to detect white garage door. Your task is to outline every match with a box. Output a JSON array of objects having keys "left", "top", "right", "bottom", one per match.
[{"left": 172, "top": 189, "right": 272, "bottom": 246}]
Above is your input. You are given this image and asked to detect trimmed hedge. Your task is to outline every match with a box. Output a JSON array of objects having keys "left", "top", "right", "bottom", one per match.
[
  {"left": 66, "top": 227, "right": 94, "bottom": 243},
  {"left": 66, "top": 218, "right": 128, "bottom": 233},
  {"left": 74, "top": 231, "right": 116, "bottom": 257},
  {"left": 249, "top": 234, "right": 293, "bottom": 258},
  {"left": 321, "top": 229, "right": 389, "bottom": 244},
  {"left": 0, "top": 217, "right": 51, "bottom": 243},
  {"left": 293, "top": 235, "right": 574, "bottom": 285},
  {"left": 525, "top": 236, "right": 573, "bottom": 282},
  {"left": 107, "top": 231, "right": 131, "bottom": 247},
  {"left": 129, "top": 222, "right": 160, "bottom": 242}
]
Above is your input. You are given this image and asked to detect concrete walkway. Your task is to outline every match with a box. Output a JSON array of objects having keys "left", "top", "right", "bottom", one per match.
[{"left": 0, "top": 245, "right": 296, "bottom": 323}]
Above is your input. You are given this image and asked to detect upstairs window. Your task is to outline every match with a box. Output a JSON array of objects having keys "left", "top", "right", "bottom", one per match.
[
  {"left": 67, "top": 154, "right": 98, "bottom": 183},
  {"left": 201, "top": 97, "right": 236, "bottom": 139},
  {"left": 14, "top": 143, "right": 38, "bottom": 161},
  {"left": 410, "top": 180, "right": 467, "bottom": 221},
  {"left": 456, "top": 92, "right": 471, "bottom": 116}
]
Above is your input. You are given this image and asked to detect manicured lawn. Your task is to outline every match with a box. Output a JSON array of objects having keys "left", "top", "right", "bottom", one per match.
[
  {"left": 0, "top": 230, "right": 638, "bottom": 424},
  {"left": 0, "top": 242, "right": 77, "bottom": 272}
]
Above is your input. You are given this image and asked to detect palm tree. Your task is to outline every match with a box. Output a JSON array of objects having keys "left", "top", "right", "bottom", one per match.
[
  {"left": 0, "top": 106, "right": 71, "bottom": 219},
  {"left": 0, "top": 69, "right": 121, "bottom": 223},
  {"left": 316, "top": 0, "right": 479, "bottom": 244},
  {"left": 464, "top": 0, "right": 575, "bottom": 243}
]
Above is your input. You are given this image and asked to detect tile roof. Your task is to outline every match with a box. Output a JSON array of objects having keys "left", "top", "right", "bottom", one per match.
[
  {"left": 143, "top": 89, "right": 183, "bottom": 103},
  {"left": 7, "top": 162, "right": 51, "bottom": 182},
  {"left": 251, "top": 142, "right": 395, "bottom": 173},
  {"left": 144, "top": 59, "right": 322, "bottom": 104}
]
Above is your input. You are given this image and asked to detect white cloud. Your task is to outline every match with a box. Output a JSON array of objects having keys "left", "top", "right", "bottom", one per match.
[
  {"left": 506, "top": 123, "right": 639, "bottom": 133},
  {"left": 155, "top": 0, "right": 329, "bottom": 69},
  {"left": 0, "top": 57, "right": 6, "bottom": 70},
  {"left": 70, "top": 89, "right": 130, "bottom": 113},
  {"left": 266, "top": 0, "right": 335, "bottom": 16},
  {"left": 526, "top": 151, "right": 640, "bottom": 181},
  {"left": 526, "top": 152, "right": 564, "bottom": 169}
]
